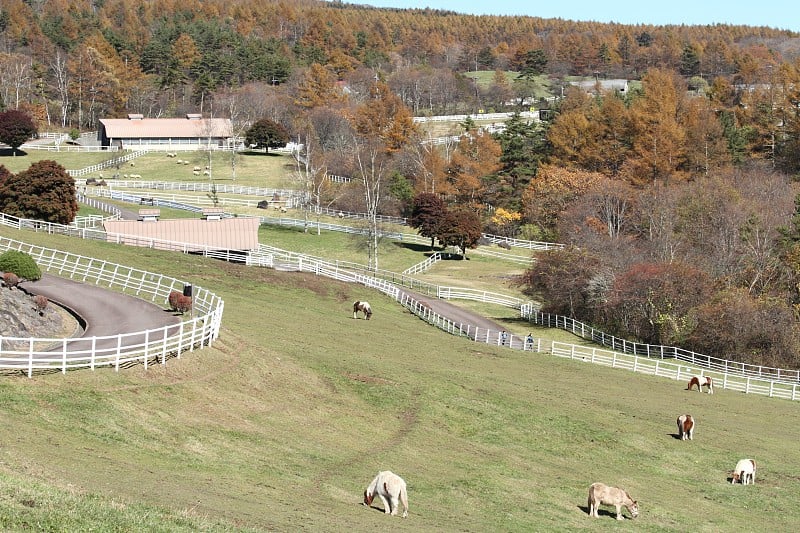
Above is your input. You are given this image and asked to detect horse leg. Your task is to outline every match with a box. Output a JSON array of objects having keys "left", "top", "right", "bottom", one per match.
[
  {"left": 615, "top": 504, "right": 623, "bottom": 520},
  {"left": 378, "top": 493, "right": 391, "bottom": 514}
]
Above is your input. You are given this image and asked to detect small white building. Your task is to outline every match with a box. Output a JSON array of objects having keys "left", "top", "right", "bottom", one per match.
[{"left": 571, "top": 79, "right": 629, "bottom": 95}]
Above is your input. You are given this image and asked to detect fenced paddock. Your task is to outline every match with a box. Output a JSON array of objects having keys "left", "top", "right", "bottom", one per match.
[
  {"left": 0, "top": 236, "right": 224, "bottom": 377},
  {"left": 550, "top": 342, "right": 800, "bottom": 401}
]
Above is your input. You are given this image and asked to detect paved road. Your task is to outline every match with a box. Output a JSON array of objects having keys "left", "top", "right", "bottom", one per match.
[
  {"left": 400, "top": 288, "right": 505, "bottom": 334},
  {"left": 19, "top": 274, "right": 181, "bottom": 355}
]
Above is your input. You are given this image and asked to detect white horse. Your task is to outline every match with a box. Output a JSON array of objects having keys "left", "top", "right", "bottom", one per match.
[
  {"left": 587, "top": 482, "right": 639, "bottom": 520},
  {"left": 677, "top": 414, "right": 695, "bottom": 441},
  {"left": 363, "top": 471, "right": 408, "bottom": 517},
  {"left": 732, "top": 459, "right": 757, "bottom": 484},
  {"left": 353, "top": 300, "right": 372, "bottom": 320},
  {"left": 687, "top": 375, "right": 713, "bottom": 394}
]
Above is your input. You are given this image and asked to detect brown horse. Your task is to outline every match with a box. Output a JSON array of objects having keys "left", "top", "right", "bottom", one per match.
[
  {"left": 687, "top": 375, "right": 713, "bottom": 394},
  {"left": 587, "top": 482, "right": 639, "bottom": 520},
  {"left": 353, "top": 300, "right": 372, "bottom": 320},
  {"left": 677, "top": 414, "right": 695, "bottom": 440}
]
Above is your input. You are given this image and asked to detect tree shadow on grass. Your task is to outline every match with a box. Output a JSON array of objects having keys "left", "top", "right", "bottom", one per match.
[
  {"left": 0, "top": 147, "right": 27, "bottom": 157},
  {"left": 392, "top": 241, "right": 435, "bottom": 254},
  {"left": 238, "top": 150, "right": 287, "bottom": 158}
]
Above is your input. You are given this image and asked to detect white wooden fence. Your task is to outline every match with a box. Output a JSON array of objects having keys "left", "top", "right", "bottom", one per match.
[
  {"left": 550, "top": 342, "right": 800, "bottom": 401},
  {"left": 0, "top": 236, "right": 224, "bottom": 377}
]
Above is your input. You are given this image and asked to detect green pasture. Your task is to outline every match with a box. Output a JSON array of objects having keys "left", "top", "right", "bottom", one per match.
[
  {"left": 3, "top": 148, "right": 297, "bottom": 190},
  {"left": 0, "top": 149, "right": 110, "bottom": 174},
  {"left": 1, "top": 225, "right": 800, "bottom": 531},
  {"left": 83, "top": 151, "right": 298, "bottom": 189}
]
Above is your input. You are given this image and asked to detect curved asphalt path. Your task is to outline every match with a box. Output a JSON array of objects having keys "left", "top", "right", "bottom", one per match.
[{"left": 16, "top": 274, "right": 181, "bottom": 359}]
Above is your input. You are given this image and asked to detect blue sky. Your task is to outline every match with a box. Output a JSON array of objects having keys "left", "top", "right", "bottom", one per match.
[{"left": 353, "top": 1, "right": 798, "bottom": 32}]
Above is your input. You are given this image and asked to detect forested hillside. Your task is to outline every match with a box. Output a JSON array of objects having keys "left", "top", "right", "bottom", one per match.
[{"left": 4, "top": 0, "right": 800, "bottom": 367}]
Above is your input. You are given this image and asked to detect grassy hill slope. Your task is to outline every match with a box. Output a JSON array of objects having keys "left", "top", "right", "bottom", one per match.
[{"left": 1, "top": 226, "right": 800, "bottom": 531}]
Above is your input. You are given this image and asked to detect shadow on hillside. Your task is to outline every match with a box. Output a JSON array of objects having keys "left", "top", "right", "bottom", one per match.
[
  {"left": 239, "top": 150, "right": 288, "bottom": 157},
  {"left": 393, "top": 241, "right": 436, "bottom": 253},
  {"left": 392, "top": 241, "right": 467, "bottom": 260},
  {"left": 0, "top": 147, "right": 27, "bottom": 157},
  {"left": 577, "top": 504, "right": 628, "bottom": 519}
]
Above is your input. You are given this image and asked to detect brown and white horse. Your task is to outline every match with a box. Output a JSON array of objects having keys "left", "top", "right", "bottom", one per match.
[
  {"left": 587, "top": 482, "right": 639, "bottom": 520},
  {"left": 677, "top": 414, "right": 695, "bottom": 440},
  {"left": 687, "top": 375, "right": 713, "bottom": 394},
  {"left": 363, "top": 470, "right": 409, "bottom": 517},
  {"left": 731, "top": 459, "right": 757, "bottom": 485},
  {"left": 353, "top": 301, "right": 372, "bottom": 320}
]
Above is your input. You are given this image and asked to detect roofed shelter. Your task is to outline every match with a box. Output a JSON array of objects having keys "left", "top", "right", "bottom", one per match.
[
  {"left": 103, "top": 216, "right": 260, "bottom": 254},
  {"left": 98, "top": 113, "right": 234, "bottom": 151}
]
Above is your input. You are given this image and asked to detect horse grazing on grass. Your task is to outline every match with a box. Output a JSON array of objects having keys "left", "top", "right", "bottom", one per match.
[
  {"left": 687, "top": 375, "right": 713, "bottom": 394},
  {"left": 677, "top": 414, "right": 695, "bottom": 441},
  {"left": 587, "top": 482, "right": 639, "bottom": 520},
  {"left": 363, "top": 470, "right": 408, "bottom": 517},
  {"left": 732, "top": 459, "right": 757, "bottom": 485},
  {"left": 353, "top": 300, "right": 373, "bottom": 320}
]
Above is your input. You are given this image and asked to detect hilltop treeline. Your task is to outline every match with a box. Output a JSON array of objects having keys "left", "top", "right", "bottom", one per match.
[{"left": 1, "top": 0, "right": 798, "bottom": 127}]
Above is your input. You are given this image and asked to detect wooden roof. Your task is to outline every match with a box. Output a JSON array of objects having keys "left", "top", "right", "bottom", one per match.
[
  {"left": 99, "top": 115, "right": 233, "bottom": 139},
  {"left": 103, "top": 217, "right": 260, "bottom": 252}
]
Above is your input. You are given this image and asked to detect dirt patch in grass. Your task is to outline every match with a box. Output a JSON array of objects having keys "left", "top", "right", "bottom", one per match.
[{"left": 344, "top": 372, "right": 396, "bottom": 385}]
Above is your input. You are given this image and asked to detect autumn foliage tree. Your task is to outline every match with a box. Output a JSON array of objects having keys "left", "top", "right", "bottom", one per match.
[
  {"left": 245, "top": 118, "right": 290, "bottom": 152},
  {"left": 0, "top": 109, "right": 37, "bottom": 154},
  {"left": 602, "top": 261, "right": 711, "bottom": 345},
  {"left": 435, "top": 208, "right": 482, "bottom": 258},
  {"left": 409, "top": 192, "right": 446, "bottom": 249},
  {"left": 0, "top": 160, "right": 78, "bottom": 224}
]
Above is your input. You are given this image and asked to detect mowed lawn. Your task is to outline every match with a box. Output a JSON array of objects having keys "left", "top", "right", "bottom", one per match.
[{"left": 1, "top": 226, "right": 799, "bottom": 531}]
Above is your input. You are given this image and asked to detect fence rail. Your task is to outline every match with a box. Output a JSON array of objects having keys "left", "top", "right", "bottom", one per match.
[
  {"left": 525, "top": 311, "right": 800, "bottom": 384},
  {"left": 0, "top": 236, "right": 224, "bottom": 377},
  {"left": 550, "top": 342, "right": 800, "bottom": 400}
]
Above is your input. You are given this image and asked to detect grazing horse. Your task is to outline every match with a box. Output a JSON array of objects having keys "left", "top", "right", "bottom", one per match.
[
  {"left": 363, "top": 471, "right": 408, "bottom": 517},
  {"left": 353, "top": 300, "right": 373, "bottom": 320},
  {"left": 587, "top": 482, "right": 639, "bottom": 520},
  {"left": 687, "top": 375, "right": 714, "bottom": 394},
  {"left": 677, "top": 414, "right": 695, "bottom": 440},
  {"left": 732, "top": 459, "right": 757, "bottom": 485}
]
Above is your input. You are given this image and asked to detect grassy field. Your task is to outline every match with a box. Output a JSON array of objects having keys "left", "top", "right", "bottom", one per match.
[
  {"left": 7, "top": 148, "right": 298, "bottom": 189},
  {"left": 1, "top": 224, "right": 800, "bottom": 531}
]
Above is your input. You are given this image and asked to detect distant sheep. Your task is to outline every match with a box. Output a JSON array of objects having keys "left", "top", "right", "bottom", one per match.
[
  {"left": 193, "top": 166, "right": 201, "bottom": 171},
  {"left": 183, "top": 160, "right": 189, "bottom": 165},
  {"left": 192, "top": 170, "right": 200, "bottom": 176},
  {"left": 203, "top": 170, "right": 210, "bottom": 176},
  {"left": 130, "top": 161, "right": 135, "bottom": 167},
  {"left": 176, "top": 159, "right": 184, "bottom": 164},
  {"left": 129, "top": 174, "right": 142, "bottom": 179}
]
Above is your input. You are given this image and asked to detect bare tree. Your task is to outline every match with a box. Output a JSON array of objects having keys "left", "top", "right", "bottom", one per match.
[
  {"left": 49, "top": 49, "right": 70, "bottom": 128},
  {"left": 352, "top": 136, "right": 389, "bottom": 270}
]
